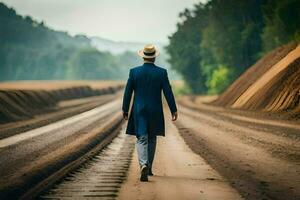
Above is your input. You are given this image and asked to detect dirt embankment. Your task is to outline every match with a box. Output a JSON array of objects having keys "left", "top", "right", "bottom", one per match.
[
  {"left": 0, "top": 81, "right": 124, "bottom": 123},
  {"left": 211, "top": 42, "right": 300, "bottom": 117}
]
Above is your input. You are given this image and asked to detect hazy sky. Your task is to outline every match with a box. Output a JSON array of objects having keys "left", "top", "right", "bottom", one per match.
[{"left": 2, "top": 0, "right": 205, "bottom": 43}]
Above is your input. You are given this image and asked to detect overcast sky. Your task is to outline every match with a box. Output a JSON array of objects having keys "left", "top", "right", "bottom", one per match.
[{"left": 2, "top": 0, "right": 206, "bottom": 43}]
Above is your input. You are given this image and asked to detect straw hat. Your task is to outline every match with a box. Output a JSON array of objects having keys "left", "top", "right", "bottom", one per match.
[{"left": 138, "top": 44, "right": 160, "bottom": 58}]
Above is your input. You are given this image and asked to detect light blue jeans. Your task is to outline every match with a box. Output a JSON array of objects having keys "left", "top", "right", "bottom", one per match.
[{"left": 136, "top": 134, "right": 157, "bottom": 170}]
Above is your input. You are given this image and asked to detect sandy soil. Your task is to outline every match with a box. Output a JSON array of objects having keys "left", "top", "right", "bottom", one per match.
[
  {"left": 212, "top": 42, "right": 298, "bottom": 107},
  {"left": 117, "top": 114, "right": 242, "bottom": 200},
  {"left": 1, "top": 89, "right": 298, "bottom": 199},
  {"left": 0, "top": 80, "right": 124, "bottom": 90},
  {"left": 175, "top": 97, "right": 300, "bottom": 200},
  {"left": 0, "top": 98, "right": 122, "bottom": 198},
  {"left": 0, "top": 80, "right": 124, "bottom": 123},
  {"left": 232, "top": 44, "right": 300, "bottom": 109},
  {"left": 210, "top": 42, "right": 300, "bottom": 115},
  {"left": 118, "top": 96, "right": 299, "bottom": 200},
  {"left": 0, "top": 94, "right": 118, "bottom": 139}
]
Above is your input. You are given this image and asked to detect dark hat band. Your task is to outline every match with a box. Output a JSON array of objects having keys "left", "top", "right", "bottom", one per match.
[{"left": 143, "top": 51, "right": 156, "bottom": 56}]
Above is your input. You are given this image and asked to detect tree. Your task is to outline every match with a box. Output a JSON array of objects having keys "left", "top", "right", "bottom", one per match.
[
  {"left": 0, "top": 3, "right": 142, "bottom": 81},
  {"left": 262, "top": 0, "right": 300, "bottom": 51},
  {"left": 167, "top": 0, "right": 299, "bottom": 94},
  {"left": 166, "top": 4, "right": 208, "bottom": 94}
]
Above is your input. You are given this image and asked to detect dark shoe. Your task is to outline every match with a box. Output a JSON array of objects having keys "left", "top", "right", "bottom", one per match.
[
  {"left": 140, "top": 165, "right": 148, "bottom": 182},
  {"left": 148, "top": 169, "right": 154, "bottom": 176}
]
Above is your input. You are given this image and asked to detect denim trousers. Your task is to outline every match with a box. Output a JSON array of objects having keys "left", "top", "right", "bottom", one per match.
[{"left": 136, "top": 134, "right": 157, "bottom": 170}]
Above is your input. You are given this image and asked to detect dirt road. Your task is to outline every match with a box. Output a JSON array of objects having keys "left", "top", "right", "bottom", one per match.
[
  {"left": 175, "top": 97, "right": 300, "bottom": 200},
  {"left": 0, "top": 96, "right": 122, "bottom": 198},
  {"left": 118, "top": 115, "right": 242, "bottom": 200},
  {"left": 1, "top": 94, "right": 299, "bottom": 199},
  {"left": 118, "top": 97, "right": 300, "bottom": 200}
]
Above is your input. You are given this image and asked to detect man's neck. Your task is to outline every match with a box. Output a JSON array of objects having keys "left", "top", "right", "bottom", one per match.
[{"left": 144, "top": 61, "right": 154, "bottom": 64}]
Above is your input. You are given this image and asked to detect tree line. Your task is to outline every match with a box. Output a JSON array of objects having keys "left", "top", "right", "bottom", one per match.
[
  {"left": 0, "top": 3, "right": 140, "bottom": 81},
  {"left": 166, "top": 0, "right": 300, "bottom": 94}
]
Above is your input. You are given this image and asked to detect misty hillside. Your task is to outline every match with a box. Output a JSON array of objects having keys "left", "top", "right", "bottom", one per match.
[
  {"left": 91, "top": 37, "right": 179, "bottom": 79},
  {"left": 91, "top": 37, "right": 145, "bottom": 55},
  {"left": 91, "top": 37, "right": 167, "bottom": 55},
  {"left": 0, "top": 3, "right": 151, "bottom": 81}
]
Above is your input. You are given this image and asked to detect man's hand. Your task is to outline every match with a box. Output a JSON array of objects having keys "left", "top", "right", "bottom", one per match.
[
  {"left": 172, "top": 111, "right": 178, "bottom": 121},
  {"left": 123, "top": 112, "right": 128, "bottom": 120}
]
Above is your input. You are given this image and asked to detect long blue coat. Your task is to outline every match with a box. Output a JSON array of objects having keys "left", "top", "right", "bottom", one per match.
[{"left": 122, "top": 62, "right": 177, "bottom": 137}]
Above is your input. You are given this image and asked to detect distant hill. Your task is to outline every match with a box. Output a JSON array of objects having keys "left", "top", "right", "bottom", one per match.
[
  {"left": 91, "top": 37, "right": 179, "bottom": 79},
  {"left": 91, "top": 37, "right": 145, "bottom": 55},
  {"left": 91, "top": 37, "right": 167, "bottom": 55},
  {"left": 0, "top": 3, "right": 146, "bottom": 81},
  {"left": 0, "top": 2, "right": 178, "bottom": 81}
]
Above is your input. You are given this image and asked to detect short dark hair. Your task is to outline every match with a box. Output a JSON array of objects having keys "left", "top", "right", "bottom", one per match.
[{"left": 143, "top": 57, "right": 156, "bottom": 62}]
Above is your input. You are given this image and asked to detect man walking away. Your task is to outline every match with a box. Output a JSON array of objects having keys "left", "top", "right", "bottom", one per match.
[{"left": 122, "top": 44, "right": 178, "bottom": 182}]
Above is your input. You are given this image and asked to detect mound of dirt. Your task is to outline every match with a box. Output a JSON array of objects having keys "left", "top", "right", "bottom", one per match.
[
  {"left": 0, "top": 81, "right": 124, "bottom": 123},
  {"left": 0, "top": 80, "right": 124, "bottom": 91},
  {"left": 264, "top": 59, "right": 300, "bottom": 113},
  {"left": 212, "top": 43, "right": 298, "bottom": 107},
  {"left": 211, "top": 42, "right": 300, "bottom": 116}
]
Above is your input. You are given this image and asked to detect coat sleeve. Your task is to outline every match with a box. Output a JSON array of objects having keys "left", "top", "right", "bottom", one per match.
[
  {"left": 122, "top": 69, "right": 134, "bottom": 113},
  {"left": 162, "top": 69, "right": 177, "bottom": 114}
]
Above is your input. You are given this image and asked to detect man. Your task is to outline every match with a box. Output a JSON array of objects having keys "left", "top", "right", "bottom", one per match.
[{"left": 122, "top": 44, "right": 178, "bottom": 182}]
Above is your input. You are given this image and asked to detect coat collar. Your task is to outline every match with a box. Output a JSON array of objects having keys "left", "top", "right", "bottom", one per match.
[{"left": 143, "top": 62, "right": 155, "bottom": 66}]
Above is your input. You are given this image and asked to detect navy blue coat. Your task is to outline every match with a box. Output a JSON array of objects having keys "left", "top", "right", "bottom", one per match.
[{"left": 122, "top": 63, "right": 177, "bottom": 137}]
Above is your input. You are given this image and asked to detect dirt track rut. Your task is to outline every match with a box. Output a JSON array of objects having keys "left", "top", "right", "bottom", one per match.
[
  {"left": 176, "top": 101, "right": 300, "bottom": 200},
  {"left": 39, "top": 127, "right": 135, "bottom": 199}
]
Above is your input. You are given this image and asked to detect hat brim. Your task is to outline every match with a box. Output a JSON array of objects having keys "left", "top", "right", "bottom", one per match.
[{"left": 138, "top": 49, "right": 160, "bottom": 58}]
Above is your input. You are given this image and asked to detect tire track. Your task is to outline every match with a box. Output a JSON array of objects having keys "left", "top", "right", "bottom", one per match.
[{"left": 39, "top": 127, "right": 135, "bottom": 200}]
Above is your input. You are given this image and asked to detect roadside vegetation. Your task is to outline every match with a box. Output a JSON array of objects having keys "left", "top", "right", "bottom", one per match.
[{"left": 167, "top": 0, "right": 300, "bottom": 94}]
